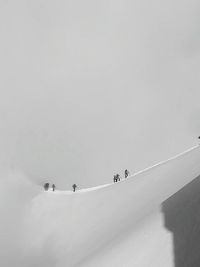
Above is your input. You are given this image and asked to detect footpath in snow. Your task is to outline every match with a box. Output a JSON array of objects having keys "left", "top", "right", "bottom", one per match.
[{"left": 49, "top": 145, "right": 200, "bottom": 194}]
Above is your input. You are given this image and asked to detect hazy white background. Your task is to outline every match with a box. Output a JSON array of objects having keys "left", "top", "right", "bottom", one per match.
[
  {"left": 0, "top": 1, "right": 200, "bottom": 266},
  {"left": 0, "top": 0, "right": 200, "bottom": 189}
]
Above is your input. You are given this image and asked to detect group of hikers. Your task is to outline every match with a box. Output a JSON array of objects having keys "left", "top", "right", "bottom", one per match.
[
  {"left": 113, "top": 169, "right": 130, "bottom": 183},
  {"left": 44, "top": 183, "right": 56, "bottom": 191},
  {"left": 42, "top": 136, "right": 200, "bottom": 193},
  {"left": 43, "top": 169, "right": 130, "bottom": 192},
  {"left": 44, "top": 182, "right": 77, "bottom": 192}
]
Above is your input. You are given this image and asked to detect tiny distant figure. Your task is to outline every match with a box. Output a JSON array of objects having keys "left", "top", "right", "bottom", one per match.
[
  {"left": 52, "top": 184, "right": 56, "bottom": 192},
  {"left": 198, "top": 136, "right": 200, "bottom": 141},
  {"left": 114, "top": 174, "right": 120, "bottom": 183},
  {"left": 116, "top": 174, "right": 120, "bottom": 182},
  {"left": 113, "top": 175, "right": 117, "bottom": 183},
  {"left": 44, "top": 183, "right": 49, "bottom": 191},
  {"left": 72, "top": 184, "right": 77, "bottom": 192},
  {"left": 125, "top": 169, "right": 130, "bottom": 178}
]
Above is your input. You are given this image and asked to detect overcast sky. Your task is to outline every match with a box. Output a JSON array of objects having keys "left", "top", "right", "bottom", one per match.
[{"left": 0, "top": 0, "right": 200, "bottom": 189}]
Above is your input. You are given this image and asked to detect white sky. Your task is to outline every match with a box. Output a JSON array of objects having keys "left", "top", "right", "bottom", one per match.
[{"left": 0, "top": 0, "right": 200, "bottom": 188}]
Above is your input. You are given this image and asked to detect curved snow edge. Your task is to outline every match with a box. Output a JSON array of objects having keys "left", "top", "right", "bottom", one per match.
[{"left": 52, "top": 145, "right": 200, "bottom": 194}]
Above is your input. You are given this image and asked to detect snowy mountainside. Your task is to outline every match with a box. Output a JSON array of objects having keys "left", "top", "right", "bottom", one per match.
[{"left": 22, "top": 145, "right": 200, "bottom": 267}]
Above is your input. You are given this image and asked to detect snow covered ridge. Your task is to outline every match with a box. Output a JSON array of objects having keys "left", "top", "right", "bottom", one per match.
[
  {"left": 24, "top": 145, "right": 200, "bottom": 267},
  {"left": 50, "top": 145, "right": 200, "bottom": 194}
]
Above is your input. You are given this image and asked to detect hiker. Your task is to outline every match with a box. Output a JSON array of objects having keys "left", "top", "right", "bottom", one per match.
[
  {"left": 52, "top": 184, "right": 56, "bottom": 192},
  {"left": 44, "top": 183, "right": 49, "bottom": 191},
  {"left": 116, "top": 174, "right": 120, "bottom": 182},
  {"left": 114, "top": 174, "right": 120, "bottom": 183},
  {"left": 113, "top": 175, "right": 117, "bottom": 183},
  {"left": 125, "top": 169, "right": 130, "bottom": 178},
  {"left": 72, "top": 184, "right": 77, "bottom": 192}
]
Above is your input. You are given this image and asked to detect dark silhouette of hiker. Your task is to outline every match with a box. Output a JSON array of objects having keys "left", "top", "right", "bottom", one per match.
[
  {"left": 44, "top": 183, "right": 49, "bottom": 191},
  {"left": 125, "top": 169, "right": 130, "bottom": 178},
  {"left": 72, "top": 184, "right": 77, "bottom": 192},
  {"left": 114, "top": 174, "right": 120, "bottom": 183},
  {"left": 52, "top": 184, "right": 56, "bottom": 192},
  {"left": 116, "top": 174, "right": 120, "bottom": 182}
]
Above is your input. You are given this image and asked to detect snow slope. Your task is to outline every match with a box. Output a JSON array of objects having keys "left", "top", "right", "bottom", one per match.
[{"left": 21, "top": 145, "right": 200, "bottom": 267}]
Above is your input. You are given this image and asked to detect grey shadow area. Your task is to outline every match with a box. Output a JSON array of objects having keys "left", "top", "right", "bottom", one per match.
[{"left": 162, "top": 175, "right": 200, "bottom": 267}]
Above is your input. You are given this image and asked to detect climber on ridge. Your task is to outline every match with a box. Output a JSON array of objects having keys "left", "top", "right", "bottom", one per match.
[
  {"left": 125, "top": 169, "right": 130, "bottom": 178},
  {"left": 114, "top": 174, "right": 120, "bottom": 183},
  {"left": 44, "top": 183, "right": 49, "bottom": 191},
  {"left": 72, "top": 184, "right": 77, "bottom": 192}
]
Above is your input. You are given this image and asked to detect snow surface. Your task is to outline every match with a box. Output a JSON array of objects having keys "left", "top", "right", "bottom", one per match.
[{"left": 20, "top": 145, "right": 200, "bottom": 267}]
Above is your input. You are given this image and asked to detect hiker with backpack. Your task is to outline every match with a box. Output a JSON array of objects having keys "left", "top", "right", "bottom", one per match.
[
  {"left": 114, "top": 174, "right": 120, "bottom": 183},
  {"left": 72, "top": 184, "right": 77, "bottom": 192},
  {"left": 125, "top": 169, "right": 130, "bottom": 178},
  {"left": 52, "top": 184, "right": 56, "bottom": 192},
  {"left": 44, "top": 183, "right": 50, "bottom": 191}
]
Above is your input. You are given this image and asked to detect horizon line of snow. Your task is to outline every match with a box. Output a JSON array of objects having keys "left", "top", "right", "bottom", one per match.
[{"left": 134, "top": 144, "right": 199, "bottom": 176}]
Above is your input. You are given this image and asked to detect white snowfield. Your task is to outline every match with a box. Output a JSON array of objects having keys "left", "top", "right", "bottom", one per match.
[{"left": 25, "top": 145, "right": 200, "bottom": 267}]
